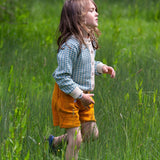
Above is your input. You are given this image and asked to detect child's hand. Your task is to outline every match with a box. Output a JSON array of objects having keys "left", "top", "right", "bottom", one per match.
[
  {"left": 102, "top": 65, "right": 116, "bottom": 78},
  {"left": 80, "top": 93, "right": 95, "bottom": 108}
]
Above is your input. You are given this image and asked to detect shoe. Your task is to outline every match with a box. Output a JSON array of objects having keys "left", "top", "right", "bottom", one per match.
[
  {"left": 48, "top": 135, "right": 56, "bottom": 154},
  {"left": 48, "top": 135, "right": 62, "bottom": 155}
]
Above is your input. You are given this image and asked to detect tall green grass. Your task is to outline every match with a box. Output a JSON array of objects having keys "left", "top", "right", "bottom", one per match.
[{"left": 0, "top": 0, "right": 160, "bottom": 159}]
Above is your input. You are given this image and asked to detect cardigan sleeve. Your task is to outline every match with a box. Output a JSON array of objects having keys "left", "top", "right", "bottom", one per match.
[
  {"left": 53, "top": 39, "right": 83, "bottom": 99},
  {"left": 95, "top": 61, "right": 105, "bottom": 74}
]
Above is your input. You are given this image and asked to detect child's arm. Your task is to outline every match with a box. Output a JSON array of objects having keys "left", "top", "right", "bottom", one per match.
[
  {"left": 79, "top": 65, "right": 115, "bottom": 107},
  {"left": 53, "top": 39, "right": 83, "bottom": 99}
]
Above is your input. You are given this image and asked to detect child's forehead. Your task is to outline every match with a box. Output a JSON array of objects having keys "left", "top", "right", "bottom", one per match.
[{"left": 85, "top": 0, "right": 96, "bottom": 10}]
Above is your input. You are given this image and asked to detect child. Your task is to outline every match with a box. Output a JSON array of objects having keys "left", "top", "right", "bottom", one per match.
[{"left": 49, "top": 0, "right": 116, "bottom": 159}]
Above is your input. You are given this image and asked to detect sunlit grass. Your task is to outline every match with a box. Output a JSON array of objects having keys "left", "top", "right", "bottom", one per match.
[{"left": 0, "top": 0, "right": 160, "bottom": 159}]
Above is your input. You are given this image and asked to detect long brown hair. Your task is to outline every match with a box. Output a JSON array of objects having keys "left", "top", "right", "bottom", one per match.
[{"left": 57, "top": 0, "right": 100, "bottom": 51}]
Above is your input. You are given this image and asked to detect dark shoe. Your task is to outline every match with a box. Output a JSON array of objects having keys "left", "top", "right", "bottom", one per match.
[
  {"left": 48, "top": 135, "right": 62, "bottom": 156},
  {"left": 48, "top": 135, "right": 56, "bottom": 154}
]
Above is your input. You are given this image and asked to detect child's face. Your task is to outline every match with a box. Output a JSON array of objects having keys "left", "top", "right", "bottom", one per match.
[{"left": 84, "top": 0, "right": 98, "bottom": 28}]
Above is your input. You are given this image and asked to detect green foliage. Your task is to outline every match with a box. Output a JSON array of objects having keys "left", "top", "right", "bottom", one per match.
[
  {"left": 0, "top": 64, "right": 30, "bottom": 159},
  {"left": 0, "top": 0, "right": 29, "bottom": 22},
  {"left": 0, "top": 0, "right": 160, "bottom": 159}
]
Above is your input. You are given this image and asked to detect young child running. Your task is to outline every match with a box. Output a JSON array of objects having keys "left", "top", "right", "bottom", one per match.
[{"left": 49, "top": 0, "right": 116, "bottom": 159}]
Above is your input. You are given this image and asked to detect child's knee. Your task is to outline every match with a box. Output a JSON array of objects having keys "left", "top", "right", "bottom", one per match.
[
  {"left": 93, "top": 128, "right": 99, "bottom": 140},
  {"left": 91, "top": 123, "right": 99, "bottom": 140},
  {"left": 75, "top": 133, "right": 82, "bottom": 149}
]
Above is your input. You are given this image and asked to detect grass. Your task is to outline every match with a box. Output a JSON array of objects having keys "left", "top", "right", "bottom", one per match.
[{"left": 0, "top": 0, "right": 160, "bottom": 159}]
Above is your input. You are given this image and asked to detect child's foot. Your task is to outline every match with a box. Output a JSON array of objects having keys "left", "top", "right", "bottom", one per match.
[
  {"left": 48, "top": 135, "right": 62, "bottom": 155},
  {"left": 48, "top": 135, "right": 56, "bottom": 154}
]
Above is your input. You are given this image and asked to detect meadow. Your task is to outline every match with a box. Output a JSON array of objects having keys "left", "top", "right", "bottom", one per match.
[{"left": 0, "top": 0, "right": 160, "bottom": 159}]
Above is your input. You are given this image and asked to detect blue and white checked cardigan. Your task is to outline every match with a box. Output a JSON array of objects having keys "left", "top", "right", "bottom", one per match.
[{"left": 53, "top": 36, "right": 104, "bottom": 99}]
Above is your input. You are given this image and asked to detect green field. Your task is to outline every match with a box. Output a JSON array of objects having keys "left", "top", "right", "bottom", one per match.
[{"left": 0, "top": 0, "right": 160, "bottom": 159}]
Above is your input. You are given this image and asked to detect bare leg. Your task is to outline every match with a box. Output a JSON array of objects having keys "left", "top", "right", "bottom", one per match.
[
  {"left": 81, "top": 122, "right": 99, "bottom": 142},
  {"left": 65, "top": 127, "right": 82, "bottom": 160}
]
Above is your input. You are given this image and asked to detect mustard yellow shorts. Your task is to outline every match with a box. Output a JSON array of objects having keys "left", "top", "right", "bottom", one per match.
[{"left": 52, "top": 83, "right": 96, "bottom": 128}]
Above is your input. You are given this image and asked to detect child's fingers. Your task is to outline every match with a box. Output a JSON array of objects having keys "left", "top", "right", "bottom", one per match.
[
  {"left": 86, "top": 94, "right": 95, "bottom": 104},
  {"left": 90, "top": 99, "right": 95, "bottom": 104},
  {"left": 104, "top": 68, "right": 108, "bottom": 73},
  {"left": 88, "top": 94, "right": 95, "bottom": 104},
  {"left": 102, "top": 66, "right": 108, "bottom": 73},
  {"left": 87, "top": 94, "right": 94, "bottom": 97},
  {"left": 81, "top": 93, "right": 95, "bottom": 106},
  {"left": 111, "top": 70, "right": 116, "bottom": 78}
]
